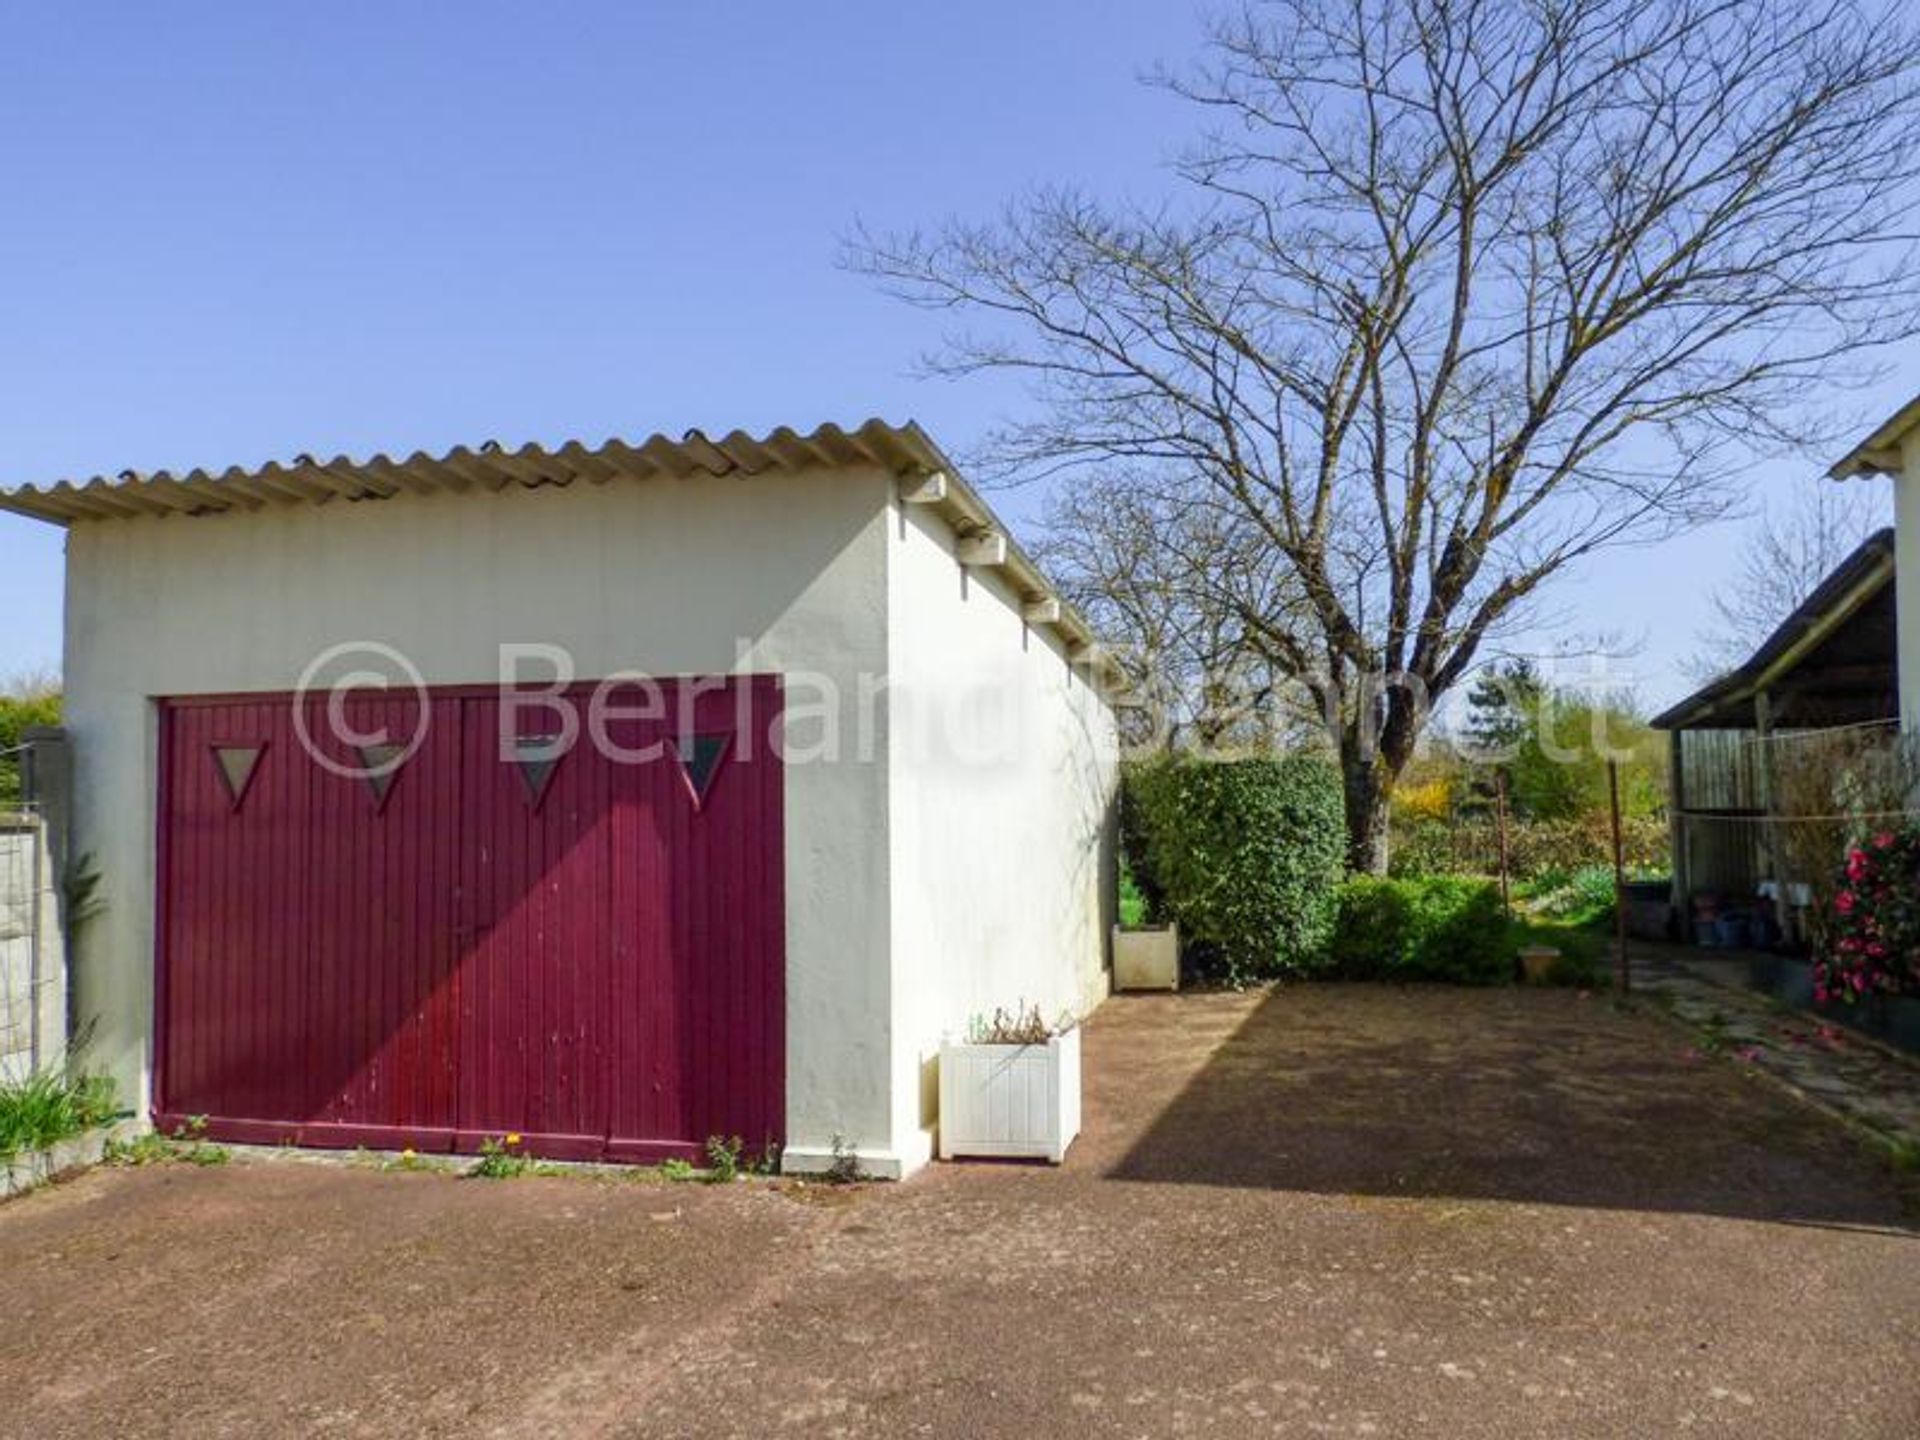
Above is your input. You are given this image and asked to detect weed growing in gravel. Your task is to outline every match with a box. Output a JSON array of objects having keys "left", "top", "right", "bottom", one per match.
[
  {"left": 825, "top": 1132, "right": 862, "bottom": 1184},
  {"left": 704, "top": 1135, "right": 744, "bottom": 1182},
  {"left": 469, "top": 1134, "right": 535, "bottom": 1179},
  {"left": 107, "top": 1115, "right": 229, "bottom": 1168}
]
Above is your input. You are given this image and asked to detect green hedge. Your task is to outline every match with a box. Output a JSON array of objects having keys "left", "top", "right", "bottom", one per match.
[
  {"left": 1124, "top": 755, "right": 1345, "bottom": 983},
  {"left": 1328, "top": 875, "right": 1510, "bottom": 984},
  {"left": 0, "top": 691, "right": 60, "bottom": 806}
]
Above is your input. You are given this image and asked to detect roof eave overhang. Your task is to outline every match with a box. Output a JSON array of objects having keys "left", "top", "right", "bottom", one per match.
[
  {"left": 0, "top": 417, "right": 1130, "bottom": 697},
  {"left": 1828, "top": 390, "right": 1920, "bottom": 480},
  {"left": 1651, "top": 543, "right": 1895, "bottom": 730}
]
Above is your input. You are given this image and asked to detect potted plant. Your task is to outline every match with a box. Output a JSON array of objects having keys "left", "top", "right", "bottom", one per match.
[
  {"left": 1516, "top": 943, "right": 1561, "bottom": 985},
  {"left": 938, "top": 1003, "right": 1081, "bottom": 1164}
]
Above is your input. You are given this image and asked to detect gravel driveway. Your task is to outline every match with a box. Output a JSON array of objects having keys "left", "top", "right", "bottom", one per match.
[{"left": 3, "top": 987, "right": 1915, "bottom": 1437}]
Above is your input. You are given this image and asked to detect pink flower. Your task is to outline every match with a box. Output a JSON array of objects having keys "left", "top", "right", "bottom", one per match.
[
  {"left": 1835, "top": 890, "right": 1857, "bottom": 914},
  {"left": 1848, "top": 849, "right": 1870, "bottom": 882},
  {"left": 1874, "top": 831, "right": 1895, "bottom": 849}
]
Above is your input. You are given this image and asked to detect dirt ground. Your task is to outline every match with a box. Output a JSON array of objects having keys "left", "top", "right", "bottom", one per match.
[{"left": 2, "top": 987, "right": 1916, "bottom": 1438}]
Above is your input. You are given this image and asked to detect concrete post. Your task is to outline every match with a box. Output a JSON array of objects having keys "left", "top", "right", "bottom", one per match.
[
  {"left": 1668, "top": 728, "right": 1690, "bottom": 929},
  {"left": 1752, "top": 693, "right": 1796, "bottom": 947},
  {"left": 20, "top": 727, "right": 71, "bottom": 1066}
]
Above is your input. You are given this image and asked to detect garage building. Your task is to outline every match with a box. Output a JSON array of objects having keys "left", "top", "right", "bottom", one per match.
[{"left": 0, "top": 420, "right": 1120, "bottom": 1178}]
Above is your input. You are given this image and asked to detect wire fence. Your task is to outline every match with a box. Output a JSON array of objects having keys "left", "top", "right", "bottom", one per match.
[
  {"left": 0, "top": 804, "right": 53, "bottom": 1084},
  {"left": 1673, "top": 722, "right": 1918, "bottom": 945}
]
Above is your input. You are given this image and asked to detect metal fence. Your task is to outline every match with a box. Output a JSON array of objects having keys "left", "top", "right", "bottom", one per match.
[{"left": 0, "top": 805, "right": 56, "bottom": 1084}]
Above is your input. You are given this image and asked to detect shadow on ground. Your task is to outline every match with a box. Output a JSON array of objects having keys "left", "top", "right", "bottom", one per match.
[{"left": 1101, "top": 985, "right": 1917, "bottom": 1231}]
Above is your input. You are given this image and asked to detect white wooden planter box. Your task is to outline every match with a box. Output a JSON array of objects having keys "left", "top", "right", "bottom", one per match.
[
  {"left": 938, "top": 1026, "right": 1081, "bottom": 1164},
  {"left": 1113, "top": 923, "right": 1179, "bottom": 991}
]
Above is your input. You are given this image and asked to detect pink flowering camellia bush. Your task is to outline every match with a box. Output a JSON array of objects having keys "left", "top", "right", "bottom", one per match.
[{"left": 1813, "top": 827, "right": 1920, "bottom": 1006}]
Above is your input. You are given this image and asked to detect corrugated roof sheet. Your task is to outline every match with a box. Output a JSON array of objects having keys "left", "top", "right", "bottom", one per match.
[
  {"left": 0, "top": 417, "right": 1120, "bottom": 685},
  {"left": 0, "top": 418, "right": 944, "bottom": 524},
  {"left": 1650, "top": 527, "right": 1896, "bottom": 730}
]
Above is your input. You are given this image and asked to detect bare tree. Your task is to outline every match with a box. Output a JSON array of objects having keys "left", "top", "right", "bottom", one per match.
[
  {"left": 1693, "top": 482, "right": 1894, "bottom": 672},
  {"left": 1032, "top": 474, "right": 1313, "bottom": 751},
  {"left": 849, "top": 0, "right": 1920, "bottom": 871}
]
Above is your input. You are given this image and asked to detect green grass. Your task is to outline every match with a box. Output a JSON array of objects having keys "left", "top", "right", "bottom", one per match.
[{"left": 0, "top": 1070, "right": 118, "bottom": 1159}]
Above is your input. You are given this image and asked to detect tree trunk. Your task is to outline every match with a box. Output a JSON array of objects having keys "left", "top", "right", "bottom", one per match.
[{"left": 1340, "top": 745, "right": 1392, "bottom": 876}]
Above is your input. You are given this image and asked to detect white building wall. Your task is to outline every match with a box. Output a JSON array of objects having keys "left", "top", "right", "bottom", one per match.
[
  {"left": 1899, "top": 429, "right": 1920, "bottom": 734},
  {"left": 882, "top": 498, "right": 1118, "bottom": 1172},
  {"left": 61, "top": 467, "right": 897, "bottom": 1161}
]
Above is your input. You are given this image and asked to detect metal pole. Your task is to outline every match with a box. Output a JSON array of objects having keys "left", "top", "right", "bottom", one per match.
[
  {"left": 1610, "top": 759, "right": 1629, "bottom": 996},
  {"left": 1494, "top": 770, "right": 1512, "bottom": 919}
]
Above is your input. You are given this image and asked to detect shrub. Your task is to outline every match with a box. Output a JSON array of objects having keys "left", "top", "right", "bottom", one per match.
[
  {"left": 1124, "top": 754, "right": 1345, "bottom": 983},
  {"left": 1325, "top": 876, "right": 1414, "bottom": 981},
  {"left": 1328, "top": 875, "right": 1510, "bottom": 985},
  {"left": 0, "top": 684, "right": 61, "bottom": 806},
  {"left": 1813, "top": 826, "right": 1920, "bottom": 1005},
  {"left": 1388, "top": 811, "right": 1666, "bottom": 883},
  {"left": 1528, "top": 864, "right": 1619, "bottom": 924}
]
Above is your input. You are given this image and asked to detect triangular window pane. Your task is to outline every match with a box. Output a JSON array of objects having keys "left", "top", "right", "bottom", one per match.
[
  {"left": 357, "top": 744, "right": 407, "bottom": 810},
  {"left": 671, "top": 734, "right": 729, "bottom": 808},
  {"left": 512, "top": 735, "right": 564, "bottom": 807},
  {"left": 211, "top": 744, "right": 264, "bottom": 810}
]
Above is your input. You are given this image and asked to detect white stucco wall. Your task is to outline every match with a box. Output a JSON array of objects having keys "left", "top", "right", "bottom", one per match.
[
  {"left": 881, "top": 499, "right": 1118, "bottom": 1171},
  {"left": 1898, "top": 429, "right": 1920, "bottom": 733},
  {"left": 61, "top": 467, "right": 897, "bottom": 1160}
]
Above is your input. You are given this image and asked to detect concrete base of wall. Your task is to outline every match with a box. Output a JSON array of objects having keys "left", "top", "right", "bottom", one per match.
[
  {"left": 0, "top": 1118, "right": 140, "bottom": 1201},
  {"left": 780, "top": 1131, "right": 933, "bottom": 1182}
]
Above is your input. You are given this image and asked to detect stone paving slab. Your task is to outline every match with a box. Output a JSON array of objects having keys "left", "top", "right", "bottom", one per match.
[{"left": 1627, "top": 945, "right": 1920, "bottom": 1158}]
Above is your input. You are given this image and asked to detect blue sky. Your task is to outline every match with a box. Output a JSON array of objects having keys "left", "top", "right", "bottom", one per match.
[{"left": 0, "top": 3, "right": 1907, "bottom": 708}]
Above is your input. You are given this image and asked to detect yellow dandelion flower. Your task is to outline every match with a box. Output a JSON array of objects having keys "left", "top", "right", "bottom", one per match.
[{"left": 505, "top": 1132, "right": 522, "bottom": 1147}]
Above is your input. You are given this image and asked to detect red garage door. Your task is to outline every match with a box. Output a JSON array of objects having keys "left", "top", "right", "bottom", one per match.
[{"left": 155, "top": 678, "right": 784, "bottom": 1163}]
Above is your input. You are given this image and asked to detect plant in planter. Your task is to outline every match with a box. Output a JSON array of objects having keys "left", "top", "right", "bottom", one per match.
[
  {"left": 1812, "top": 826, "right": 1920, "bottom": 1006},
  {"left": 938, "top": 1003, "right": 1081, "bottom": 1164}
]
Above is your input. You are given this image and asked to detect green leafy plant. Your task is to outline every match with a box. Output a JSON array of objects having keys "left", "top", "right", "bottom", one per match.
[
  {"left": 1117, "top": 868, "right": 1149, "bottom": 928},
  {"left": 1528, "top": 864, "right": 1620, "bottom": 925},
  {"left": 704, "top": 1134, "right": 744, "bottom": 1183},
  {"left": 0, "top": 678, "right": 60, "bottom": 806},
  {"left": 1327, "top": 875, "right": 1510, "bottom": 984},
  {"left": 1125, "top": 754, "right": 1346, "bottom": 984},
  {"left": 660, "top": 1157, "right": 697, "bottom": 1182},
  {"left": 469, "top": 1133, "right": 534, "bottom": 1179},
  {"left": 1814, "top": 826, "right": 1920, "bottom": 1005},
  {"left": 0, "top": 1069, "right": 118, "bottom": 1158},
  {"left": 62, "top": 852, "right": 107, "bottom": 929},
  {"left": 106, "top": 1115, "right": 229, "bottom": 1168}
]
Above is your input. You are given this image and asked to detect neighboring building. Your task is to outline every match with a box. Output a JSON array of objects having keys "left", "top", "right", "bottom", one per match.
[
  {"left": 1830, "top": 392, "right": 1920, "bottom": 732},
  {"left": 0, "top": 420, "right": 1120, "bottom": 1178},
  {"left": 1651, "top": 530, "right": 1898, "bottom": 917}
]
